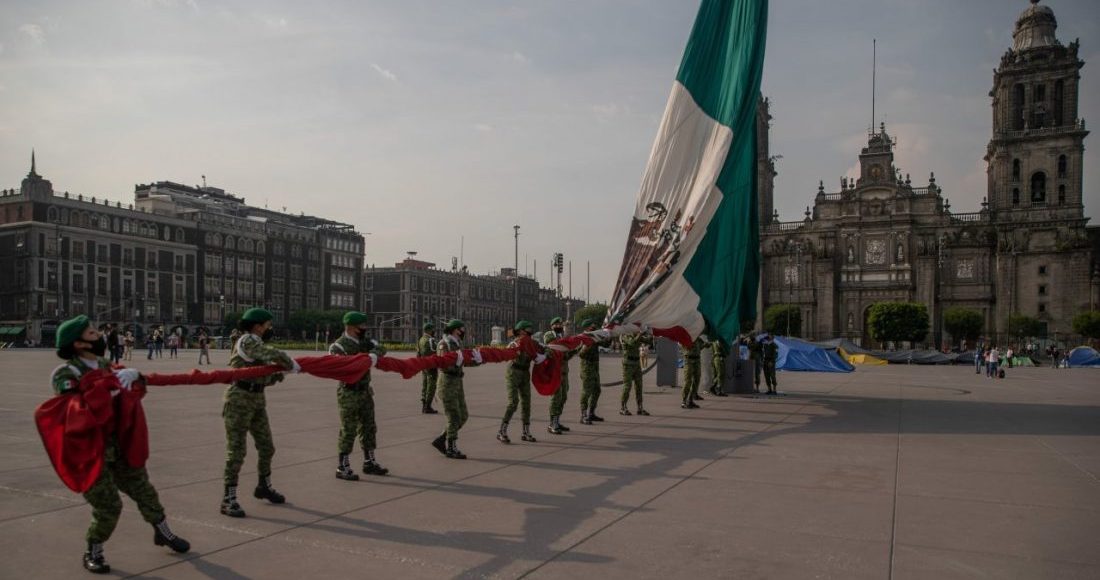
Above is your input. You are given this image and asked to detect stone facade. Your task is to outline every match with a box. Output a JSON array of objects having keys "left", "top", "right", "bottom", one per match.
[{"left": 759, "top": 1, "right": 1098, "bottom": 346}]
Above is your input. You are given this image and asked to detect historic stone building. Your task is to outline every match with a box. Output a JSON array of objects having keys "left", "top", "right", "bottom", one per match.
[{"left": 759, "top": 1, "right": 1098, "bottom": 346}]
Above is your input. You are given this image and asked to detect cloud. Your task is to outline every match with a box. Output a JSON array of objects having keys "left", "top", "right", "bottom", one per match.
[
  {"left": 262, "top": 15, "right": 288, "bottom": 30},
  {"left": 18, "top": 24, "right": 45, "bottom": 44},
  {"left": 511, "top": 51, "right": 530, "bottom": 64},
  {"left": 370, "top": 63, "right": 398, "bottom": 82},
  {"left": 474, "top": 123, "right": 493, "bottom": 133},
  {"left": 131, "top": 0, "right": 200, "bottom": 9},
  {"left": 591, "top": 103, "right": 621, "bottom": 120}
]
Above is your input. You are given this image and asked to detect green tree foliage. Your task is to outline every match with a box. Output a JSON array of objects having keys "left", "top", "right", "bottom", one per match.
[
  {"left": 573, "top": 303, "right": 609, "bottom": 329},
  {"left": 943, "top": 307, "right": 984, "bottom": 342},
  {"left": 867, "top": 302, "right": 930, "bottom": 345},
  {"left": 223, "top": 310, "right": 243, "bottom": 332},
  {"left": 1005, "top": 314, "right": 1044, "bottom": 339},
  {"left": 1071, "top": 310, "right": 1100, "bottom": 340},
  {"left": 287, "top": 309, "right": 347, "bottom": 338},
  {"left": 763, "top": 304, "right": 801, "bottom": 337}
]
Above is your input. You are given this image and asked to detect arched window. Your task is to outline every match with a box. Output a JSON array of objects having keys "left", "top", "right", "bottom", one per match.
[
  {"left": 1057, "top": 155, "right": 1067, "bottom": 179},
  {"left": 1054, "top": 79, "right": 1064, "bottom": 126},
  {"left": 149, "top": 225, "right": 158, "bottom": 239},
  {"left": 122, "top": 220, "right": 130, "bottom": 234},
  {"left": 224, "top": 236, "right": 235, "bottom": 251},
  {"left": 243, "top": 239, "right": 254, "bottom": 253},
  {"left": 1012, "top": 188, "right": 1020, "bottom": 206},
  {"left": 1012, "top": 84, "right": 1025, "bottom": 131},
  {"left": 101, "top": 216, "right": 111, "bottom": 232},
  {"left": 1012, "top": 159, "right": 1020, "bottom": 181},
  {"left": 1030, "top": 172, "right": 1046, "bottom": 204},
  {"left": 176, "top": 228, "right": 185, "bottom": 243},
  {"left": 257, "top": 241, "right": 266, "bottom": 254},
  {"left": 163, "top": 227, "right": 170, "bottom": 241},
  {"left": 62, "top": 209, "right": 70, "bottom": 225},
  {"left": 112, "top": 217, "right": 120, "bottom": 232},
  {"left": 47, "top": 207, "right": 59, "bottom": 222},
  {"left": 1058, "top": 184, "right": 1066, "bottom": 205}
]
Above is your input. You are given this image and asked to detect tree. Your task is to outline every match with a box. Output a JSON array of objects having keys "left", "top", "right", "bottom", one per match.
[
  {"left": 1005, "top": 314, "right": 1044, "bottom": 340},
  {"left": 223, "top": 310, "right": 243, "bottom": 333},
  {"left": 573, "top": 303, "right": 609, "bottom": 329},
  {"left": 867, "top": 302, "right": 930, "bottom": 346},
  {"left": 287, "top": 309, "right": 346, "bottom": 338},
  {"left": 943, "top": 307, "right": 984, "bottom": 343},
  {"left": 764, "top": 304, "right": 801, "bottom": 337},
  {"left": 1071, "top": 310, "right": 1100, "bottom": 340}
]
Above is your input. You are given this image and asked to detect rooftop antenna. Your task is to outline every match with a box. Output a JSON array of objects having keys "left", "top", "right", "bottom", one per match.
[
  {"left": 871, "top": 39, "right": 877, "bottom": 134},
  {"left": 202, "top": 175, "right": 207, "bottom": 188}
]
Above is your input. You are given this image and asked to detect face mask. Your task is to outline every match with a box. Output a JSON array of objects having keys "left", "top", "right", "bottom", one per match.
[
  {"left": 357, "top": 326, "right": 369, "bottom": 339},
  {"left": 261, "top": 329, "right": 274, "bottom": 341},
  {"left": 456, "top": 330, "right": 466, "bottom": 340},
  {"left": 552, "top": 326, "right": 563, "bottom": 334},
  {"left": 87, "top": 337, "right": 108, "bottom": 357}
]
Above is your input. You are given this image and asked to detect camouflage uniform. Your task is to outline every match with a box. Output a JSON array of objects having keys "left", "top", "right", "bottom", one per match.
[
  {"left": 52, "top": 358, "right": 166, "bottom": 544},
  {"left": 619, "top": 333, "right": 652, "bottom": 413},
  {"left": 329, "top": 333, "right": 386, "bottom": 456},
  {"left": 543, "top": 330, "right": 577, "bottom": 419},
  {"left": 749, "top": 339, "right": 764, "bottom": 390},
  {"left": 224, "top": 333, "right": 294, "bottom": 487},
  {"left": 579, "top": 335, "right": 609, "bottom": 419},
  {"left": 762, "top": 340, "right": 779, "bottom": 392},
  {"left": 418, "top": 332, "right": 438, "bottom": 408},
  {"left": 437, "top": 334, "right": 473, "bottom": 441},
  {"left": 711, "top": 340, "right": 729, "bottom": 394},
  {"left": 680, "top": 339, "right": 703, "bottom": 405}
]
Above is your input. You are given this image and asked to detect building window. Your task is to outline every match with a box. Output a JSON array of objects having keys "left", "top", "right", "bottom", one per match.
[
  {"left": 1012, "top": 188, "right": 1020, "bottom": 206},
  {"left": 1057, "top": 155, "right": 1067, "bottom": 179},
  {"left": 1054, "top": 79, "right": 1064, "bottom": 126},
  {"left": 1030, "top": 172, "right": 1046, "bottom": 204},
  {"left": 1058, "top": 185, "right": 1065, "bottom": 205},
  {"left": 1032, "top": 83, "right": 1046, "bottom": 128},
  {"left": 1012, "top": 83, "right": 1025, "bottom": 131},
  {"left": 1038, "top": 285, "right": 1047, "bottom": 296},
  {"left": 1038, "top": 265, "right": 1046, "bottom": 275},
  {"left": 1012, "top": 159, "right": 1020, "bottom": 181},
  {"left": 1038, "top": 303, "right": 1046, "bottom": 313}
]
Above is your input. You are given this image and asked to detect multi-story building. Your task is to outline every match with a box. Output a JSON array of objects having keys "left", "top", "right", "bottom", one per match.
[{"left": 363, "top": 258, "right": 585, "bottom": 344}]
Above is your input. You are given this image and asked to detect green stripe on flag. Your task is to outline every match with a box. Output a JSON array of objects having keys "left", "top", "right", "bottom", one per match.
[{"left": 680, "top": 0, "right": 768, "bottom": 342}]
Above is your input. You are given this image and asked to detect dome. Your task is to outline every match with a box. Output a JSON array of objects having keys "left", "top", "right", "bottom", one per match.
[{"left": 1012, "top": 0, "right": 1059, "bottom": 51}]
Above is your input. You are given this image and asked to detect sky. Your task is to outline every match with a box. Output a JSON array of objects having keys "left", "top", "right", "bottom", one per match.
[{"left": 2, "top": 0, "right": 1098, "bottom": 304}]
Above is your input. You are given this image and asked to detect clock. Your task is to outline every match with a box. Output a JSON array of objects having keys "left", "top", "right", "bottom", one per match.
[{"left": 869, "top": 164, "right": 883, "bottom": 180}]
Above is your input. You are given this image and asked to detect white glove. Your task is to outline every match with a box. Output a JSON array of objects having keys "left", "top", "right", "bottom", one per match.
[
  {"left": 368, "top": 353, "right": 379, "bottom": 366},
  {"left": 534, "top": 353, "right": 547, "bottom": 365},
  {"left": 455, "top": 351, "right": 464, "bottom": 367},
  {"left": 290, "top": 360, "right": 302, "bottom": 373},
  {"left": 591, "top": 329, "right": 611, "bottom": 341},
  {"left": 369, "top": 339, "right": 379, "bottom": 349},
  {"left": 114, "top": 368, "right": 141, "bottom": 391},
  {"left": 471, "top": 349, "right": 483, "bottom": 364}
]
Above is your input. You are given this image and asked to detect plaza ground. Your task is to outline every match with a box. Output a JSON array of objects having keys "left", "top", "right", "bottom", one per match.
[{"left": 1, "top": 349, "right": 1098, "bottom": 579}]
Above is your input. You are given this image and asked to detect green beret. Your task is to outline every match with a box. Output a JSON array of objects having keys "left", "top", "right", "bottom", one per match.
[
  {"left": 580, "top": 318, "right": 598, "bottom": 329},
  {"left": 241, "top": 308, "right": 274, "bottom": 324},
  {"left": 343, "top": 311, "right": 369, "bottom": 326},
  {"left": 550, "top": 317, "right": 563, "bottom": 325},
  {"left": 514, "top": 320, "right": 534, "bottom": 333},
  {"left": 56, "top": 315, "right": 92, "bottom": 350},
  {"left": 422, "top": 322, "right": 435, "bottom": 331},
  {"left": 444, "top": 319, "right": 465, "bottom": 332}
]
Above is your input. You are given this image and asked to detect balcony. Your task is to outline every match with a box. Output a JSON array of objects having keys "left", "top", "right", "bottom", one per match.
[{"left": 995, "top": 119, "right": 1086, "bottom": 140}]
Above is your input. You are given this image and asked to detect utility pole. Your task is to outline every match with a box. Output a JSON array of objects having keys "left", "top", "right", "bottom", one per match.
[
  {"left": 587, "top": 260, "right": 590, "bottom": 304},
  {"left": 513, "top": 225, "right": 520, "bottom": 322}
]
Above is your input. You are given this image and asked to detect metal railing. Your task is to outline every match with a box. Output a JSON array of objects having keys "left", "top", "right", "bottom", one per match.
[{"left": 995, "top": 119, "right": 1086, "bottom": 140}]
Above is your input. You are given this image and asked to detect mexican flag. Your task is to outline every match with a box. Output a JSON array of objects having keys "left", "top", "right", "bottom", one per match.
[{"left": 607, "top": 0, "right": 768, "bottom": 344}]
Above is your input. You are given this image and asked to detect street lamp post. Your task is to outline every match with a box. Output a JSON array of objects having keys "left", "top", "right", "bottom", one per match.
[
  {"left": 219, "top": 294, "right": 226, "bottom": 334},
  {"left": 513, "top": 225, "right": 520, "bottom": 323},
  {"left": 937, "top": 234, "right": 947, "bottom": 350}
]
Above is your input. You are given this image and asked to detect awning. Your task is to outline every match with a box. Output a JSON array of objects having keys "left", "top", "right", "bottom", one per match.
[{"left": 0, "top": 326, "right": 26, "bottom": 337}]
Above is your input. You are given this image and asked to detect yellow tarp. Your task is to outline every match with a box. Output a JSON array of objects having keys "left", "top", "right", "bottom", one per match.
[{"left": 839, "top": 347, "right": 888, "bottom": 366}]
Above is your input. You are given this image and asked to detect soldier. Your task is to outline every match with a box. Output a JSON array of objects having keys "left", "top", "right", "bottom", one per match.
[
  {"left": 578, "top": 318, "right": 610, "bottom": 425},
  {"left": 432, "top": 319, "right": 480, "bottom": 459},
  {"left": 619, "top": 331, "right": 653, "bottom": 416},
  {"left": 330, "top": 311, "right": 389, "bottom": 481},
  {"left": 762, "top": 333, "right": 779, "bottom": 394},
  {"left": 748, "top": 335, "right": 764, "bottom": 393},
  {"left": 710, "top": 338, "right": 729, "bottom": 396},
  {"left": 680, "top": 337, "right": 705, "bottom": 409},
  {"left": 543, "top": 317, "right": 579, "bottom": 435},
  {"left": 418, "top": 322, "right": 439, "bottom": 414},
  {"left": 498, "top": 320, "right": 546, "bottom": 443},
  {"left": 49, "top": 315, "right": 190, "bottom": 574},
  {"left": 221, "top": 308, "right": 298, "bottom": 518}
]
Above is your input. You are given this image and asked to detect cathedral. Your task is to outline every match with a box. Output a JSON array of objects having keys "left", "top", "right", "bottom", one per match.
[{"left": 758, "top": 0, "right": 1098, "bottom": 346}]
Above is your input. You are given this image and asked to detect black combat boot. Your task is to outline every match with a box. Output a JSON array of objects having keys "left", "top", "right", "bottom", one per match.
[
  {"left": 431, "top": 433, "right": 448, "bottom": 455},
  {"left": 547, "top": 416, "right": 563, "bottom": 435},
  {"left": 619, "top": 407, "right": 632, "bottom": 416},
  {"left": 589, "top": 411, "right": 605, "bottom": 422},
  {"left": 254, "top": 476, "right": 286, "bottom": 504},
  {"left": 445, "top": 438, "right": 467, "bottom": 459},
  {"left": 83, "top": 542, "right": 109, "bottom": 574},
  {"left": 580, "top": 412, "right": 593, "bottom": 425},
  {"left": 153, "top": 518, "right": 191, "bottom": 553},
  {"left": 336, "top": 454, "right": 359, "bottom": 481},
  {"left": 693, "top": 393, "right": 704, "bottom": 401},
  {"left": 558, "top": 419, "right": 570, "bottom": 432},
  {"left": 521, "top": 423, "right": 537, "bottom": 442},
  {"left": 362, "top": 449, "right": 389, "bottom": 476},
  {"left": 497, "top": 422, "right": 511, "bottom": 444},
  {"left": 220, "top": 485, "right": 246, "bottom": 518},
  {"left": 637, "top": 408, "right": 651, "bottom": 416},
  {"left": 422, "top": 401, "right": 438, "bottom": 414}
]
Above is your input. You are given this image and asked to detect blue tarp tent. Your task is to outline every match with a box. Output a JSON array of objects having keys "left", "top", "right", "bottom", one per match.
[
  {"left": 1067, "top": 347, "right": 1100, "bottom": 368},
  {"left": 775, "top": 337, "right": 854, "bottom": 373}
]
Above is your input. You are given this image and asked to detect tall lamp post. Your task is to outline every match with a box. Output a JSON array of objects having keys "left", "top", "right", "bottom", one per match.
[
  {"left": 513, "top": 225, "right": 520, "bottom": 323},
  {"left": 937, "top": 234, "right": 947, "bottom": 350}
]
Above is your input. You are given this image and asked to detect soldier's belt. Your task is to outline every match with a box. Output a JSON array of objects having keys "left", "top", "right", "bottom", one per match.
[
  {"left": 232, "top": 382, "right": 266, "bottom": 393},
  {"left": 340, "top": 383, "right": 368, "bottom": 391},
  {"left": 685, "top": 355, "right": 700, "bottom": 361},
  {"left": 443, "top": 369, "right": 464, "bottom": 377}
]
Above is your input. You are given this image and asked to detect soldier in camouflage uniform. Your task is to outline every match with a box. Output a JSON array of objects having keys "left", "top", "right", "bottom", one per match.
[
  {"left": 578, "top": 318, "right": 610, "bottom": 425},
  {"left": 762, "top": 334, "right": 779, "bottom": 394},
  {"left": 680, "top": 337, "right": 705, "bottom": 409},
  {"left": 432, "top": 319, "right": 480, "bottom": 459},
  {"left": 330, "top": 311, "right": 389, "bottom": 481},
  {"left": 418, "top": 323, "right": 439, "bottom": 414},
  {"left": 748, "top": 336, "right": 764, "bottom": 393},
  {"left": 543, "top": 317, "right": 579, "bottom": 435},
  {"left": 50, "top": 315, "right": 190, "bottom": 574},
  {"left": 498, "top": 320, "right": 546, "bottom": 443},
  {"left": 709, "top": 339, "right": 729, "bottom": 397},
  {"left": 221, "top": 308, "right": 298, "bottom": 518},
  {"left": 619, "top": 331, "right": 653, "bottom": 416}
]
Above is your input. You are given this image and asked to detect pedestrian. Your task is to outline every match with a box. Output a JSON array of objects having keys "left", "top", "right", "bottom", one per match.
[
  {"left": 146, "top": 332, "right": 155, "bottom": 360},
  {"left": 974, "top": 348, "right": 983, "bottom": 374},
  {"left": 220, "top": 308, "right": 298, "bottom": 518},
  {"left": 543, "top": 317, "right": 580, "bottom": 434},
  {"left": 1006, "top": 346, "right": 1015, "bottom": 368},
  {"left": 680, "top": 337, "right": 705, "bottom": 409},
  {"left": 331, "top": 311, "right": 389, "bottom": 481},
  {"left": 153, "top": 328, "right": 164, "bottom": 358},
  {"left": 1050, "top": 345, "right": 1060, "bottom": 368},
  {"left": 710, "top": 338, "right": 729, "bottom": 396},
  {"left": 417, "top": 323, "right": 439, "bottom": 414},
  {"left": 167, "top": 333, "right": 178, "bottom": 359},
  {"left": 106, "top": 324, "right": 121, "bottom": 364},
  {"left": 578, "top": 318, "right": 610, "bottom": 425},
  {"left": 197, "top": 332, "right": 211, "bottom": 365},
  {"left": 431, "top": 319, "right": 479, "bottom": 459},
  {"left": 619, "top": 331, "right": 652, "bottom": 416},
  {"left": 49, "top": 315, "right": 190, "bottom": 573},
  {"left": 124, "top": 330, "right": 134, "bottom": 361},
  {"left": 987, "top": 345, "right": 1000, "bottom": 379},
  {"left": 498, "top": 320, "right": 545, "bottom": 443},
  {"left": 762, "top": 334, "right": 779, "bottom": 394}
]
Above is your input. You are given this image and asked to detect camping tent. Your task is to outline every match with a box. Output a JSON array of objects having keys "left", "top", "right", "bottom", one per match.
[
  {"left": 1067, "top": 347, "right": 1100, "bottom": 368},
  {"left": 875, "top": 349, "right": 954, "bottom": 365},
  {"left": 839, "top": 348, "right": 888, "bottom": 366},
  {"left": 775, "top": 337, "right": 854, "bottom": 372}
]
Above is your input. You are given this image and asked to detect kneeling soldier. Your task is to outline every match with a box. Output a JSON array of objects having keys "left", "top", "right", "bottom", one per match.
[{"left": 331, "top": 311, "right": 389, "bottom": 480}]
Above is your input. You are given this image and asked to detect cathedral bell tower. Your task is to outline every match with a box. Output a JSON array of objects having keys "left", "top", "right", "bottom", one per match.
[
  {"left": 857, "top": 122, "right": 896, "bottom": 188},
  {"left": 985, "top": 0, "right": 1087, "bottom": 217}
]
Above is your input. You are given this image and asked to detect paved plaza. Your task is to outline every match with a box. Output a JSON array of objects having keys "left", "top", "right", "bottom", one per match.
[{"left": 1, "top": 350, "right": 1098, "bottom": 579}]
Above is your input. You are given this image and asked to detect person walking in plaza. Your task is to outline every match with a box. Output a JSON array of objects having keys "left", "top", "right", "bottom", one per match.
[
  {"left": 197, "top": 332, "right": 211, "bottom": 365},
  {"left": 619, "top": 331, "right": 652, "bottom": 416},
  {"left": 49, "top": 315, "right": 190, "bottom": 574},
  {"left": 987, "top": 345, "right": 1000, "bottom": 379},
  {"left": 709, "top": 338, "right": 729, "bottom": 396},
  {"left": 680, "top": 337, "right": 705, "bottom": 409},
  {"left": 145, "top": 332, "right": 155, "bottom": 360},
  {"left": 167, "top": 333, "right": 179, "bottom": 359},
  {"left": 1006, "top": 346, "right": 1015, "bottom": 368},
  {"left": 330, "top": 311, "right": 389, "bottom": 481},
  {"left": 975, "top": 347, "right": 983, "bottom": 374},
  {"left": 498, "top": 320, "right": 545, "bottom": 444},
  {"left": 417, "top": 322, "right": 439, "bottom": 414},
  {"left": 221, "top": 308, "right": 298, "bottom": 518},
  {"left": 544, "top": 316, "right": 579, "bottom": 434},
  {"left": 578, "top": 318, "right": 610, "bottom": 425},
  {"left": 762, "top": 334, "right": 779, "bottom": 394},
  {"left": 432, "top": 319, "right": 479, "bottom": 459},
  {"left": 153, "top": 327, "right": 164, "bottom": 358},
  {"left": 124, "top": 330, "right": 134, "bottom": 361},
  {"left": 105, "top": 324, "right": 121, "bottom": 364},
  {"left": 749, "top": 336, "right": 764, "bottom": 393}
]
